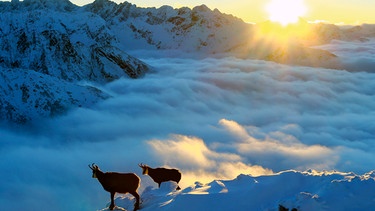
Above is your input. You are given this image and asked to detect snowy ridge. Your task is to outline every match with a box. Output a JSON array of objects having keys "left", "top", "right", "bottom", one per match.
[
  {"left": 0, "top": 1, "right": 149, "bottom": 82},
  {"left": 0, "top": 0, "right": 149, "bottom": 123},
  {"left": 83, "top": 0, "right": 375, "bottom": 66},
  {"left": 0, "top": 0, "right": 77, "bottom": 12},
  {"left": 84, "top": 1, "right": 250, "bottom": 54},
  {"left": 83, "top": 0, "right": 375, "bottom": 53},
  {"left": 110, "top": 170, "right": 375, "bottom": 211},
  {"left": 0, "top": 67, "right": 109, "bottom": 123}
]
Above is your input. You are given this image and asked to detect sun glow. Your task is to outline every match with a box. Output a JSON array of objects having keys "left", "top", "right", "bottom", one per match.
[{"left": 266, "top": 0, "right": 307, "bottom": 26}]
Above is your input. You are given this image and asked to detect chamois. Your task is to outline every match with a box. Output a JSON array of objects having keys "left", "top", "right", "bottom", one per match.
[
  {"left": 89, "top": 163, "right": 140, "bottom": 211},
  {"left": 139, "top": 163, "right": 181, "bottom": 190}
]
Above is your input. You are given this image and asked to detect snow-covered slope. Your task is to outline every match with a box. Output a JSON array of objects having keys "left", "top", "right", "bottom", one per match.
[
  {"left": 84, "top": 0, "right": 251, "bottom": 53},
  {"left": 0, "top": 0, "right": 149, "bottom": 82},
  {"left": 0, "top": 0, "right": 149, "bottom": 123},
  {"left": 108, "top": 170, "right": 375, "bottom": 211},
  {"left": 0, "top": 67, "right": 109, "bottom": 123}
]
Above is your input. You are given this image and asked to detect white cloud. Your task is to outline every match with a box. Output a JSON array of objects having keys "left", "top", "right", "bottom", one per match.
[
  {"left": 217, "top": 119, "right": 338, "bottom": 171},
  {"left": 316, "top": 38, "right": 375, "bottom": 73},
  {"left": 2, "top": 39, "right": 375, "bottom": 209},
  {"left": 148, "top": 135, "right": 219, "bottom": 168},
  {"left": 147, "top": 134, "right": 273, "bottom": 186}
]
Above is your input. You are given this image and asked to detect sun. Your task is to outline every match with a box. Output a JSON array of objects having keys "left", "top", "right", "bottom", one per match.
[{"left": 266, "top": 0, "right": 307, "bottom": 26}]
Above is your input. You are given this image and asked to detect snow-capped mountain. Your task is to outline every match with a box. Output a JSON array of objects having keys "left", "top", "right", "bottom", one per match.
[
  {"left": 83, "top": 1, "right": 375, "bottom": 58},
  {"left": 1, "top": 0, "right": 374, "bottom": 123},
  {"left": 0, "top": 0, "right": 149, "bottom": 123},
  {"left": 82, "top": 0, "right": 375, "bottom": 70},
  {"left": 83, "top": 0, "right": 251, "bottom": 53},
  {"left": 0, "top": 0, "right": 149, "bottom": 82}
]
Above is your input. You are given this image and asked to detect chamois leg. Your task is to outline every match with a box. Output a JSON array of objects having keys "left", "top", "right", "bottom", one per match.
[
  {"left": 177, "top": 175, "right": 182, "bottom": 190},
  {"left": 109, "top": 192, "right": 115, "bottom": 210},
  {"left": 175, "top": 177, "right": 181, "bottom": 190},
  {"left": 130, "top": 191, "right": 140, "bottom": 211}
]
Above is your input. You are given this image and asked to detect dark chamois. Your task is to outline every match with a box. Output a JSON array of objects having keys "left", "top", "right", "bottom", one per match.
[
  {"left": 89, "top": 163, "right": 140, "bottom": 211},
  {"left": 138, "top": 163, "right": 181, "bottom": 190}
]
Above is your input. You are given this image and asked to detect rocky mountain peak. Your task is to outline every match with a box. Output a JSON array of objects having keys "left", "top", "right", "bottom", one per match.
[{"left": 2, "top": 0, "right": 78, "bottom": 11}]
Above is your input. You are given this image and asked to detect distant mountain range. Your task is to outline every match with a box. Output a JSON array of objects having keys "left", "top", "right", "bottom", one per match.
[{"left": 0, "top": 0, "right": 374, "bottom": 123}]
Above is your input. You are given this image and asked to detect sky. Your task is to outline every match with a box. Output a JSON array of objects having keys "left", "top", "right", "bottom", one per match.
[
  {"left": 1, "top": 38, "right": 375, "bottom": 210},
  {"left": 69, "top": 0, "right": 375, "bottom": 24}
]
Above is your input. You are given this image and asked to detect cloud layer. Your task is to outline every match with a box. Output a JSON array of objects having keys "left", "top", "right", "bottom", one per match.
[
  {"left": 317, "top": 38, "right": 375, "bottom": 73},
  {"left": 1, "top": 39, "right": 375, "bottom": 210}
]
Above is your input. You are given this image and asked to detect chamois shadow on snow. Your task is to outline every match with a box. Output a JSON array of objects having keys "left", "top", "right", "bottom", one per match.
[{"left": 98, "top": 206, "right": 126, "bottom": 211}]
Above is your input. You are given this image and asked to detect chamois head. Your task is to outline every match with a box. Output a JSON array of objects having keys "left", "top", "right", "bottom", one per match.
[
  {"left": 88, "top": 163, "right": 100, "bottom": 178},
  {"left": 138, "top": 163, "right": 149, "bottom": 175}
]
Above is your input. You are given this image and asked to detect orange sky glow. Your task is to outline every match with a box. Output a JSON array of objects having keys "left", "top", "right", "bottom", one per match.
[{"left": 68, "top": 0, "right": 375, "bottom": 25}]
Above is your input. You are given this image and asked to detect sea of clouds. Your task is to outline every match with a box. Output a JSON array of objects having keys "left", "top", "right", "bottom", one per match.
[{"left": 1, "top": 39, "right": 375, "bottom": 210}]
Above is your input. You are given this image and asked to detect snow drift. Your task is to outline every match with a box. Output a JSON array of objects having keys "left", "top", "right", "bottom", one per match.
[{"left": 107, "top": 170, "right": 375, "bottom": 211}]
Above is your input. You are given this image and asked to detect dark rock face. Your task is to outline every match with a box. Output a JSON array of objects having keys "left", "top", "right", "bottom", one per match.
[{"left": 0, "top": 13, "right": 149, "bottom": 83}]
